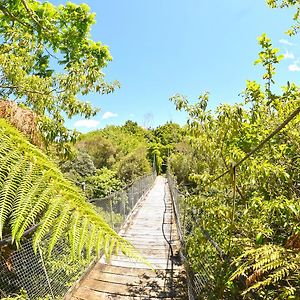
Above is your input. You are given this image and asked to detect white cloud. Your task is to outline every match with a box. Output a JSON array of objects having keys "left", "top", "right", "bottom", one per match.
[
  {"left": 74, "top": 119, "right": 100, "bottom": 128},
  {"left": 102, "top": 111, "right": 118, "bottom": 119},
  {"left": 279, "top": 39, "right": 293, "bottom": 46},
  {"left": 288, "top": 64, "right": 300, "bottom": 72},
  {"left": 284, "top": 50, "right": 295, "bottom": 60}
]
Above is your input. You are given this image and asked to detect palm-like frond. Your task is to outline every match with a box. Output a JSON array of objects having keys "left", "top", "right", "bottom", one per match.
[
  {"left": 230, "top": 244, "right": 300, "bottom": 297},
  {"left": 0, "top": 119, "right": 145, "bottom": 263}
]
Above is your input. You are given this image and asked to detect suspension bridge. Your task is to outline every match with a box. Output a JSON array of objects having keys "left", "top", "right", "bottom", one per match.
[
  {"left": 0, "top": 174, "right": 191, "bottom": 299},
  {"left": 64, "top": 176, "right": 184, "bottom": 299},
  {"left": 1, "top": 107, "right": 299, "bottom": 300}
]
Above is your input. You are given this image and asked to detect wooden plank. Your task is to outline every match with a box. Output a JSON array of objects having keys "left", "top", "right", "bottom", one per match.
[
  {"left": 73, "top": 286, "right": 177, "bottom": 300},
  {"left": 91, "top": 264, "right": 156, "bottom": 277},
  {"left": 90, "top": 264, "right": 183, "bottom": 280},
  {"left": 88, "top": 271, "right": 165, "bottom": 285},
  {"left": 75, "top": 282, "right": 176, "bottom": 299},
  {"left": 66, "top": 176, "right": 185, "bottom": 299}
]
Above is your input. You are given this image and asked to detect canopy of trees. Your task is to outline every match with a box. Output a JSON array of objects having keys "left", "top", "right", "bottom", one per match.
[
  {"left": 0, "top": 0, "right": 119, "bottom": 155},
  {"left": 66, "top": 121, "right": 183, "bottom": 199}
]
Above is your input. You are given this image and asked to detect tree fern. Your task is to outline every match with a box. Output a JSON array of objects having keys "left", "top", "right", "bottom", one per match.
[
  {"left": 77, "top": 217, "right": 89, "bottom": 258},
  {"left": 69, "top": 210, "right": 80, "bottom": 259},
  {"left": 10, "top": 164, "right": 41, "bottom": 244},
  {"left": 0, "top": 119, "right": 146, "bottom": 264},
  {"left": 15, "top": 186, "right": 52, "bottom": 242},
  {"left": 47, "top": 204, "right": 71, "bottom": 255},
  {"left": 230, "top": 244, "right": 300, "bottom": 298},
  {"left": 32, "top": 199, "right": 62, "bottom": 250},
  {"left": 86, "top": 224, "right": 97, "bottom": 260},
  {"left": 0, "top": 157, "right": 27, "bottom": 238}
]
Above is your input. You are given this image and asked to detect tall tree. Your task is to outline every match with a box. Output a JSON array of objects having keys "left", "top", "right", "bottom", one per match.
[{"left": 0, "top": 0, "right": 119, "bottom": 153}]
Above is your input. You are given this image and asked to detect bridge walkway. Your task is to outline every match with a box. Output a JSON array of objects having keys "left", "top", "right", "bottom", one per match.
[{"left": 65, "top": 176, "right": 186, "bottom": 299}]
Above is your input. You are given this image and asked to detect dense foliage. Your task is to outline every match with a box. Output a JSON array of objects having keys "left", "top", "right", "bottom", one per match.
[
  {"left": 0, "top": 0, "right": 119, "bottom": 154},
  {"left": 67, "top": 120, "right": 183, "bottom": 200},
  {"left": 169, "top": 33, "right": 300, "bottom": 299},
  {"left": 0, "top": 119, "right": 145, "bottom": 261}
]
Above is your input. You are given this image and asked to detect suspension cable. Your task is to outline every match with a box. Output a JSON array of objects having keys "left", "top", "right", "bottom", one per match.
[
  {"left": 161, "top": 180, "right": 175, "bottom": 298},
  {"left": 211, "top": 105, "right": 300, "bottom": 183}
]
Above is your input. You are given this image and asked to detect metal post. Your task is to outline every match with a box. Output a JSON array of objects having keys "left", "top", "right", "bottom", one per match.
[
  {"left": 122, "top": 192, "right": 126, "bottom": 218},
  {"left": 109, "top": 198, "right": 114, "bottom": 230}
]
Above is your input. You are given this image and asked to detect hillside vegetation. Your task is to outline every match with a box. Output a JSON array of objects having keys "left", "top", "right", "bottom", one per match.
[{"left": 60, "top": 120, "right": 184, "bottom": 200}]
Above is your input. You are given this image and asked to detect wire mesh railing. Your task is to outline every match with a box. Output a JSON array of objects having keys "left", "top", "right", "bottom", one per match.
[
  {"left": 167, "top": 105, "right": 300, "bottom": 299},
  {"left": 90, "top": 172, "right": 156, "bottom": 231},
  {"left": 0, "top": 172, "right": 156, "bottom": 300},
  {"left": 167, "top": 172, "right": 231, "bottom": 299},
  {"left": 167, "top": 172, "right": 200, "bottom": 299},
  {"left": 0, "top": 237, "right": 91, "bottom": 299}
]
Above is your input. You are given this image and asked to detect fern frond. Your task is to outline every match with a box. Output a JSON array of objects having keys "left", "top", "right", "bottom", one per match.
[
  {"left": 231, "top": 244, "right": 300, "bottom": 297},
  {"left": 0, "top": 157, "right": 27, "bottom": 238},
  {"left": 32, "top": 200, "right": 62, "bottom": 252},
  {"left": 77, "top": 217, "right": 88, "bottom": 257},
  {"left": 15, "top": 186, "right": 53, "bottom": 241},
  {"left": 103, "top": 234, "right": 111, "bottom": 261},
  {"left": 86, "top": 224, "right": 96, "bottom": 260},
  {"left": 0, "top": 151, "right": 18, "bottom": 185},
  {"left": 10, "top": 164, "right": 41, "bottom": 243},
  {"left": 107, "top": 238, "right": 116, "bottom": 261},
  {"left": 0, "top": 119, "right": 146, "bottom": 263},
  {"left": 69, "top": 210, "right": 80, "bottom": 259},
  {"left": 48, "top": 204, "right": 70, "bottom": 256},
  {"left": 95, "top": 230, "right": 104, "bottom": 257}
]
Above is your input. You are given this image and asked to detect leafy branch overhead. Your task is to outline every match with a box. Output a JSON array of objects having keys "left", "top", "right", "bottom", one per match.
[
  {"left": 0, "top": 118, "right": 142, "bottom": 263},
  {"left": 0, "top": 0, "right": 120, "bottom": 148}
]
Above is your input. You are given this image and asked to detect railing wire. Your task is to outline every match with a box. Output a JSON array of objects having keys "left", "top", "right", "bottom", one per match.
[
  {"left": 0, "top": 173, "right": 156, "bottom": 300},
  {"left": 167, "top": 172, "right": 201, "bottom": 299},
  {"left": 167, "top": 105, "right": 300, "bottom": 299}
]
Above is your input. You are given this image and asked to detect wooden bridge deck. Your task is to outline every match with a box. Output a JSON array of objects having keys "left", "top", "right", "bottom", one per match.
[{"left": 65, "top": 176, "right": 185, "bottom": 299}]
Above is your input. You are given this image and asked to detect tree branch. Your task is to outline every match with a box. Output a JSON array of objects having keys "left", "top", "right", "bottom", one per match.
[
  {"left": 45, "top": 47, "right": 59, "bottom": 60},
  {"left": 0, "top": 84, "right": 50, "bottom": 96},
  {"left": 20, "top": 0, "right": 41, "bottom": 26},
  {"left": 0, "top": 4, "right": 33, "bottom": 29},
  {"left": 20, "top": 0, "right": 55, "bottom": 36}
]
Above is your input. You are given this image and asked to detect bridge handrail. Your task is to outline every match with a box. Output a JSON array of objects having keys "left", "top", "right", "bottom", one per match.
[
  {"left": 0, "top": 172, "right": 157, "bottom": 300},
  {"left": 167, "top": 171, "right": 198, "bottom": 300},
  {"left": 90, "top": 172, "right": 156, "bottom": 231},
  {"left": 166, "top": 105, "right": 300, "bottom": 299}
]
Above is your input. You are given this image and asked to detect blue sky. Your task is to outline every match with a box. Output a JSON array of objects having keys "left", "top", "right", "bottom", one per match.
[{"left": 53, "top": 0, "right": 299, "bottom": 131}]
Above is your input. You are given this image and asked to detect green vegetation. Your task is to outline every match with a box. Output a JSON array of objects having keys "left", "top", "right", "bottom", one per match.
[
  {"left": 76, "top": 122, "right": 152, "bottom": 185},
  {"left": 0, "top": 0, "right": 299, "bottom": 299},
  {"left": 0, "top": 119, "right": 142, "bottom": 261},
  {"left": 168, "top": 26, "right": 300, "bottom": 300},
  {"left": 1, "top": 289, "right": 27, "bottom": 300},
  {"left": 0, "top": 0, "right": 119, "bottom": 155},
  {"left": 67, "top": 120, "right": 184, "bottom": 200}
]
